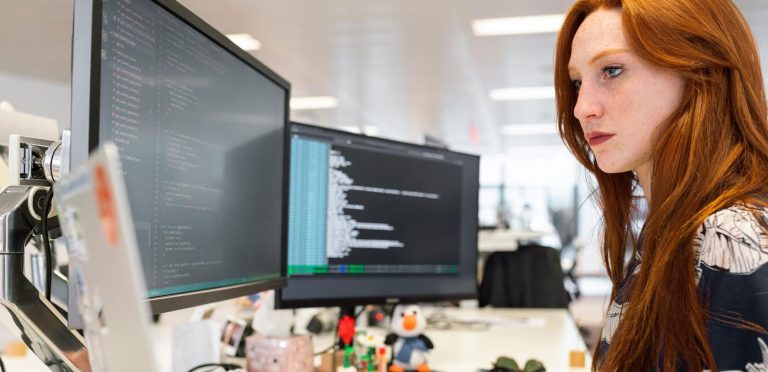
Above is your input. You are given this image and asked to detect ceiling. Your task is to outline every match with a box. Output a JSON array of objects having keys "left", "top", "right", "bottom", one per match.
[{"left": 2, "top": 0, "right": 768, "bottom": 156}]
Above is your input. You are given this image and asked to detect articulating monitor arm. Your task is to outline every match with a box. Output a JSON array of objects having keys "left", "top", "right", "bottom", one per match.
[
  {"left": 0, "top": 185, "right": 88, "bottom": 371},
  {"left": 0, "top": 132, "right": 88, "bottom": 371}
]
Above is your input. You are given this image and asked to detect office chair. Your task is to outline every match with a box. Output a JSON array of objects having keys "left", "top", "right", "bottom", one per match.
[{"left": 478, "top": 243, "right": 571, "bottom": 308}]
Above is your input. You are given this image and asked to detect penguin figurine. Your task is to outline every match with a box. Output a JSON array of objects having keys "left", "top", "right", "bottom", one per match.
[{"left": 384, "top": 304, "right": 433, "bottom": 372}]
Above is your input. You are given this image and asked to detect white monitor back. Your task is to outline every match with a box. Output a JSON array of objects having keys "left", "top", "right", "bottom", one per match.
[{"left": 55, "top": 142, "right": 158, "bottom": 372}]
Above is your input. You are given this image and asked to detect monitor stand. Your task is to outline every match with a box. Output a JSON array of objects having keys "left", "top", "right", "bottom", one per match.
[{"left": 0, "top": 185, "right": 88, "bottom": 371}]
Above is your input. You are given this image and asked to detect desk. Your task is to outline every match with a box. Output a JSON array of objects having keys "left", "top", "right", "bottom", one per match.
[
  {"left": 424, "top": 308, "right": 590, "bottom": 371},
  {"left": 314, "top": 307, "right": 591, "bottom": 372},
  {"left": 478, "top": 230, "right": 547, "bottom": 253},
  {"left": 0, "top": 307, "right": 591, "bottom": 371}
]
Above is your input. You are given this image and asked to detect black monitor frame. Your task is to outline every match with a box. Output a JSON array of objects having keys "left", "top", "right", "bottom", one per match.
[
  {"left": 69, "top": 0, "right": 289, "bottom": 316},
  {"left": 276, "top": 122, "right": 480, "bottom": 309}
]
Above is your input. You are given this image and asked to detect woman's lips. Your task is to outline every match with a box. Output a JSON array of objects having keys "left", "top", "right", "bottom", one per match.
[{"left": 588, "top": 133, "right": 615, "bottom": 146}]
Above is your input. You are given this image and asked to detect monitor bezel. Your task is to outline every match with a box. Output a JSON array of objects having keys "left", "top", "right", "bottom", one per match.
[
  {"left": 70, "top": 0, "right": 290, "bottom": 315},
  {"left": 276, "top": 121, "right": 480, "bottom": 309}
]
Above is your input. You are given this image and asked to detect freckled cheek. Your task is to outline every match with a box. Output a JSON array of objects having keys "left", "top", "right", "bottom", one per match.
[
  {"left": 610, "top": 91, "right": 637, "bottom": 120},
  {"left": 611, "top": 89, "right": 652, "bottom": 137}
]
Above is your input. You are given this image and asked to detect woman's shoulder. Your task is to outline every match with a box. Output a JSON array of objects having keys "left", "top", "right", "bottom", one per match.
[
  {"left": 694, "top": 203, "right": 768, "bottom": 274},
  {"left": 694, "top": 204, "right": 768, "bottom": 371}
]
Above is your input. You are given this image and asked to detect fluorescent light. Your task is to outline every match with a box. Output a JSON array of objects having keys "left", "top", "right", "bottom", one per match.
[
  {"left": 364, "top": 126, "right": 380, "bottom": 137},
  {"left": 226, "top": 33, "right": 261, "bottom": 51},
  {"left": 490, "top": 86, "right": 554, "bottom": 101},
  {"left": 337, "top": 126, "right": 362, "bottom": 134},
  {"left": 336, "top": 125, "right": 379, "bottom": 136},
  {"left": 472, "top": 14, "right": 565, "bottom": 36},
  {"left": 290, "top": 96, "right": 338, "bottom": 110},
  {"left": 501, "top": 124, "right": 557, "bottom": 136}
]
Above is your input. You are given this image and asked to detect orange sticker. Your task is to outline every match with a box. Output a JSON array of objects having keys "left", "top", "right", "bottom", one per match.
[{"left": 94, "top": 164, "right": 119, "bottom": 247}]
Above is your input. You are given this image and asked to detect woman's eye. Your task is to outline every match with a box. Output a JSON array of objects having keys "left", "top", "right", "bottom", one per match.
[{"left": 602, "top": 65, "right": 623, "bottom": 78}]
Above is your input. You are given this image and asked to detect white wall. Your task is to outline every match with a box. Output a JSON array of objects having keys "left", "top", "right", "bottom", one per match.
[
  {"left": 0, "top": 158, "right": 7, "bottom": 189},
  {"left": 0, "top": 72, "right": 69, "bottom": 130},
  {"left": 480, "top": 145, "right": 578, "bottom": 188},
  {"left": 0, "top": 71, "right": 69, "bottom": 189}
]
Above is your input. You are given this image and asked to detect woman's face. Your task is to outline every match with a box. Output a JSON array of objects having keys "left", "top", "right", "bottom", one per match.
[{"left": 567, "top": 8, "right": 685, "bottom": 176}]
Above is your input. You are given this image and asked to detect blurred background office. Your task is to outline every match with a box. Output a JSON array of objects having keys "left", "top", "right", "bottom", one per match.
[{"left": 1, "top": 0, "right": 768, "bottom": 350}]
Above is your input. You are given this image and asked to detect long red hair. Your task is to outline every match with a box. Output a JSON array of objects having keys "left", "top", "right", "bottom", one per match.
[{"left": 554, "top": 0, "right": 768, "bottom": 370}]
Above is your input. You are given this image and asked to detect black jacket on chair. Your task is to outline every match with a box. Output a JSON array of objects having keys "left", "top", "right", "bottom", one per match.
[{"left": 479, "top": 243, "right": 570, "bottom": 308}]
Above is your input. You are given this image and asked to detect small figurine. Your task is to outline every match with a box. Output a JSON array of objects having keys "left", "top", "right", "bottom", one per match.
[
  {"left": 337, "top": 315, "right": 358, "bottom": 372},
  {"left": 384, "top": 304, "right": 433, "bottom": 372},
  {"left": 377, "top": 347, "right": 388, "bottom": 372},
  {"left": 355, "top": 332, "right": 387, "bottom": 371}
]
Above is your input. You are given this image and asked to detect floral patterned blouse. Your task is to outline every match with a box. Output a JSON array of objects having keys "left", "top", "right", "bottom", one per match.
[{"left": 599, "top": 204, "right": 768, "bottom": 371}]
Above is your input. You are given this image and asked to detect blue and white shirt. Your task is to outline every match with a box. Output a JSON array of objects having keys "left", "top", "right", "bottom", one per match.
[{"left": 599, "top": 204, "right": 768, "bottom": 371}]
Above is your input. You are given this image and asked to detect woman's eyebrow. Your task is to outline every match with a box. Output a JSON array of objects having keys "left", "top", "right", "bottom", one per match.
[
  {"left": 568, "top": 48, "right": 630, "bottom": 75},
  {"left": 588, "top": 48, "right": 630, "bottom": 64}
]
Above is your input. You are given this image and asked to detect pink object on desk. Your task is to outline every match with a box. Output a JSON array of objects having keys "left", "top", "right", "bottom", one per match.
[{"left": 245, "top": 334, "right": 313, "bottom": 372}]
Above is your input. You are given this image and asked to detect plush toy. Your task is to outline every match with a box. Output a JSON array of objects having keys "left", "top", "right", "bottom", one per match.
[{"left": 384, "top": 304, "right": 433, "bottom": 372}]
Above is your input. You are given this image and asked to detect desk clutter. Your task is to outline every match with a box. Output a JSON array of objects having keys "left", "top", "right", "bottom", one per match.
[
  {"left": 482, "top": 356, "right": 546, "bottom": 372},
  {"left": 245, "top": 334, "right": 314, "bottom": 371},
  {"left": 0, "top": 299, "right": 591, "bottom": 371},
  {"left": 167, "top": 301, "right": 589, "bottom": 372},
  {"left": 246, "top": 304, "right": 433, "bottom": 372}
]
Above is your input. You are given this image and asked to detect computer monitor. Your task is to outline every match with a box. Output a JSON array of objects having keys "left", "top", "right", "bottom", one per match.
[
  {"left": 277, "top": 122, "right": 480, "bottom": 309},
  {"left": 68, "top": 0, "right": 289, "bottom": 316}
]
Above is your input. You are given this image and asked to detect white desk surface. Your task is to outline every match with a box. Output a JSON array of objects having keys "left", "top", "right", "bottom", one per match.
[
  {"left": 1, "top": 307, "right": 591, "bottom": 372},
  {"left": 312, "top": 307, "right": 591, "bottom": 372},
  {"left": 424, "top": 308, "right": 591, "bottom": 371},
  {"left": 478, "top": 229, "right": 547, "bottom": 252}
]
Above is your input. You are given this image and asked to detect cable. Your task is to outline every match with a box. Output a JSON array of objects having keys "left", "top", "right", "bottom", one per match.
[
  {"left": 186, "top": 362, "right": 241, "bottom": 372},
  {"left": 426, "top": 309, "right": 490, "bottom": 331},
  {"left": 354, "top": 306, "right": 366, "bottom": 319},
  {"left": 42, "top": 187, "right": 54, "bottom": 301},
  {"left": 313, "top": 342, "right": 337, "bottom": 356},
  {"left": 0, "top": 354, "right": 5, "bottom": 372}
]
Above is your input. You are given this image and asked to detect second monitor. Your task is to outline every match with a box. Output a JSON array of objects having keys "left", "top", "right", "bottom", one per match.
[{"left": 278, "top": 122, "right": 480, "bottom": 308}]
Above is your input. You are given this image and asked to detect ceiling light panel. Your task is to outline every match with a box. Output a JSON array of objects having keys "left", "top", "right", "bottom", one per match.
[
  {"left": 290, "top": 96, "right": 339, "bottom": 110},
  {"left": 226, "top": 33, "right": 261, "bottom": 51},
  {"left": 472, "top": 14, "right": 565, "bottom": 36},
  {"left": 490, "top": 86, "right": 555, "bottom": 101}
]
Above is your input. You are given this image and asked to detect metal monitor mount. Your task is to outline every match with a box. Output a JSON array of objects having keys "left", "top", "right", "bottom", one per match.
[{"left": 0, "top": 134, "right": 87, "bottom": 371}]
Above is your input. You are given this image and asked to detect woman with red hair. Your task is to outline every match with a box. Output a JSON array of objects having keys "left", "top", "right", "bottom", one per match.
[{"left": 555, "top": 0, "right": 768, "bottom": 370}]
